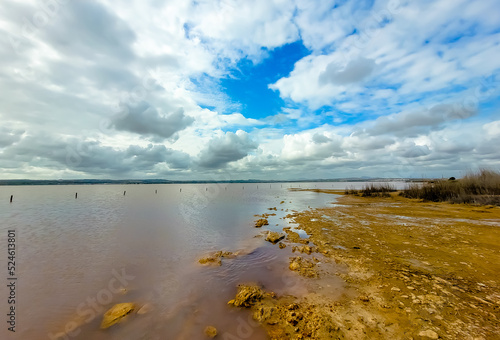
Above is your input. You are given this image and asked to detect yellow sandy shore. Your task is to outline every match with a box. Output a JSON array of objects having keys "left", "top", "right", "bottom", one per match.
[{"left": 234, "top": 191, "right": 500, "bottom": 339}]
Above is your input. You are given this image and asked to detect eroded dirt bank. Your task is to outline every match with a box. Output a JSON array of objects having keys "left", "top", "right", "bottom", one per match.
[{"left": 231, "top": 191, "right": 500, "bottom": 339}]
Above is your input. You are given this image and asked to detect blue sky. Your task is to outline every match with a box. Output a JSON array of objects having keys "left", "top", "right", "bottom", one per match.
[
  {"left": 220, "top": 41, "right": 309, "bottom": 119},
  {"left": 0, "top": 0, "right": 499, "bottom": 180}
]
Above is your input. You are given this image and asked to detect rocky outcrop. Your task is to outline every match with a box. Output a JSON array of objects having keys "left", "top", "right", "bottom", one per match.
[
  {"left": 292, "top": 245, "right": 315, "bottom": 255},
  {"left": 227, "top": 284, "right": 264, "bottom": 307},
  {"left": 255, "top": 219, "right": 269, "bottom": 227},
  {"left": 198, "top": 251, "right": 235, "bottom": 266},
  {"left": 284, "top": 228, "right": 309, "bottom": 244},
  {"left": 100, "top": 303, "right": 135, "bottom": 329},
  {"left": 289, "top": 256, "right": 318, "bottom": 278},
  {"left": 265, "top": 231, "right": 285, "bottom": 244},
  {"left": 229, "top": 284, "right": 342, "bottom": 339}
]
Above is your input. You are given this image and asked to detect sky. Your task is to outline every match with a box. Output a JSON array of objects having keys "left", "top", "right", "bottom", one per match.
[{"left": 0, "top": 0, "right": 499, "bottom": 180}]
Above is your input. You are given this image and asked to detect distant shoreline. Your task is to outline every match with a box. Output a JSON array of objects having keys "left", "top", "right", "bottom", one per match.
[{"left": 0, "top": 178, "right": 425, "bottom": 186}]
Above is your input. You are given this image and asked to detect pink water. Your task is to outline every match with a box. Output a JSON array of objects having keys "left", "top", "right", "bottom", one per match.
[{"left": 0, "top": 182, "right": 405, "bottom": 339}]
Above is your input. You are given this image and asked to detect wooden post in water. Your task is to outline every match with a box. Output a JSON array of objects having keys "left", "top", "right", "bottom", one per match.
[
  {"left": 180, "top": 188, "right": 182, "bottom": 192},
  {"left": 75, "top": 193, "right": 78, "bottom": 199},
  {"left": 123, "top": 191, "right": 126, "bottom": 196},
  {"left": 10, "top": 195, "right": 13, "bottom": 203},
  {"left": 155, "top": 189, "right": 157, "bottom": 194}
]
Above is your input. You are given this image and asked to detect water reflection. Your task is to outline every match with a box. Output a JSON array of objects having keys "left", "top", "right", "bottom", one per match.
[{"left": 0, "top": 182, "right": 399, "bottom": 339}]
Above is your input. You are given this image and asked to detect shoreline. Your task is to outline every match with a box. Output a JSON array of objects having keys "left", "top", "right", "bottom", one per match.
[{"left": 228, "top": 191, "right": 500, "bottom": 339}]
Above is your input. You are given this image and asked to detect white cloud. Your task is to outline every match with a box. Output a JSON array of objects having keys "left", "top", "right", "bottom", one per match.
[
  {"left": 272, "top": 0, "right": 500, "bottom": 113},
  {"left": 197, "top": 130, "right": 258, "bottom": 168},
  {"left": 0, "top": 0, "right": 498, "bottom": 180}
]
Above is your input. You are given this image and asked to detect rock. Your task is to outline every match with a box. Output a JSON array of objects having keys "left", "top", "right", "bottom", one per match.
[
  {"left": 266, "top": 231, "right": 285, "bottom": 244},
  {"left": 198, "top": 251, "right": 235, "bottom": 266},
  {"left": 296, "top": 245, "right": 314, "bottom": 254},
  {"left": 289, "top": 261, "right": 301, "bottom": 271},
  {"left": 279, "top": 242, "right": 286, "bottom": 249},
  {"left": 255, "top": 219, "right": 269, "bottom": 227},
  {"left": 418, "top": 329, "right": 439, "bottom": 339},
  {"left": 286, "top": 311, "right": 303, "bottom": 326},
  {"left": 199, "top": 255, "right": 222, "bottom": 266},
  {"left": 359, "top": 295, "right": 370, "bottom": 302},
  {"left": 100, "top": 303, "right": 135, "bottom": 329},
  {"left": 204, "top": 325, "right": 218, "bottom": 338},
  {"left": 228, "top": 284, "right": 264, "bottom": 307},
  {"left": 253, "top": 306, "right": 276, "bottom": 323},
  {"left": 285, "top": 229, "right": 302, "bottom": 243},
  {"left": 289, "top": 257, "right": 318, "bottom": 278}
]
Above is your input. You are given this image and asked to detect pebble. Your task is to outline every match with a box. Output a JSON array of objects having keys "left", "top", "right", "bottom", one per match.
[
  {"left": 418, "top": 329, "right": 439, "bottom": 339},
  {"left": 204, "top": 326, "right": 217, "bottom": 338}
]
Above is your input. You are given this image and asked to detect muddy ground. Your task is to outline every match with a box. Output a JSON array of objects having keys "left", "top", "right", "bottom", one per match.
[{"left": 232, "top": 191, "right": 500, "bottom": 340}]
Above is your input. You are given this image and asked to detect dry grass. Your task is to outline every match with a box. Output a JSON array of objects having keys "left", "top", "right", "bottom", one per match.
[
  {"left": 345, "top": 183, "right": 397, "bottom": 197},
  {"left": 400, "top": 169, "right": 500, "bottom": 205}
]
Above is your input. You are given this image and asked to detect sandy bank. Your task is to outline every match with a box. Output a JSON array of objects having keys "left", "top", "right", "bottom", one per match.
[{"left": 230, "top": 191, "right": 500, "bottom": 339}]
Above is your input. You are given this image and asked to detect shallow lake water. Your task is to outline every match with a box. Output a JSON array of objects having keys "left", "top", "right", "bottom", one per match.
[{"left": 0, "top": 182, "right": 406, "bottom": 339}]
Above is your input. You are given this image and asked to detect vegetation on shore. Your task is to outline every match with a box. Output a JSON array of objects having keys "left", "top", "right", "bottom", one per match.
[
  {"left": 345, "top": 183, "right": 396, "bottom": 197},
  {"left": 401, "top": 169, "right": 500, "bottom": 205},
  {"left": 346, "top": 169, "right": 500, "bottom": 205}
]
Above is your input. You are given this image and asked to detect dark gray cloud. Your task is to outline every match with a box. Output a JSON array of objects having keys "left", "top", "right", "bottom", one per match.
[
  {"left": 319, "top": 57, "right": 376, "bottom": 85},
  {"left": 112, "top": 103, "right": 194, "bottom": 140},
  {"left": 42, "top": 1, "right": 136, "bottom": 63},
  {"left": 400, "top": 144, "right": 431, "bottom": 158},
  {"left": 433, "top": 140, "right": 474, "bottom": 154},
  {"left": 0, "top": 127, "right": 24, "bottom": 147},
  {"left": 0, "top": 133, "right": 192, "bottom": 175},
  {"left": 198, "top": 131, "right": 258, "bottom": 168},
  {"left": 126, "top": 144, "right": 191, "bottom": 170},
  {"left": 312, "top": 133, "right": 331, "bottom": 144},
  {"left": 345, "top": 135, "right": 395, "bottom": 151},
  {"left": 361, "top": 103, "right": 477, "bottom": 137}
]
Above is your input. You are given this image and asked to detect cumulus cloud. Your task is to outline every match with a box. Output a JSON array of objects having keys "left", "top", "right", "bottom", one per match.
[
  {"left": 281, "top": 132, "right": 344, "bottom": 163},
  {"left": 319, "top": 57, "right": 376, "bottom": 85},
  {"left": 126, "top": 144, "right": 191, "bottom": 170},
  {"left": 272, "top": 0, "right": 500, "bottom": 112},
  {"left": 359, "top": 103, "right": 477, "bottom": 137},
  {"left": 198, "top": 131, "right": 258, "bottom": 168},
  {"left": 400, "top": 144, "right": 431, "bottom": 158},
  {"left": 0, "top": 133, "right": 192, "bottom": 176},
  {"left": 0, "top": 0, "right": 498, "bottom": 179},
  {"left": 112, "top": 103, "right": 194, "bottom": 140},
  {"left": 0, "top": 128, "right": 24, "bottom": 148}
]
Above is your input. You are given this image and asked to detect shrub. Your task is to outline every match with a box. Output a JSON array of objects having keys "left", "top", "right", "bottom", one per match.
[
  {"left": 401, "top": 169, "right": 500, "bottom": 205},
  {"left": 345, "top": 183, "right": 396, "bottom": 197}
]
